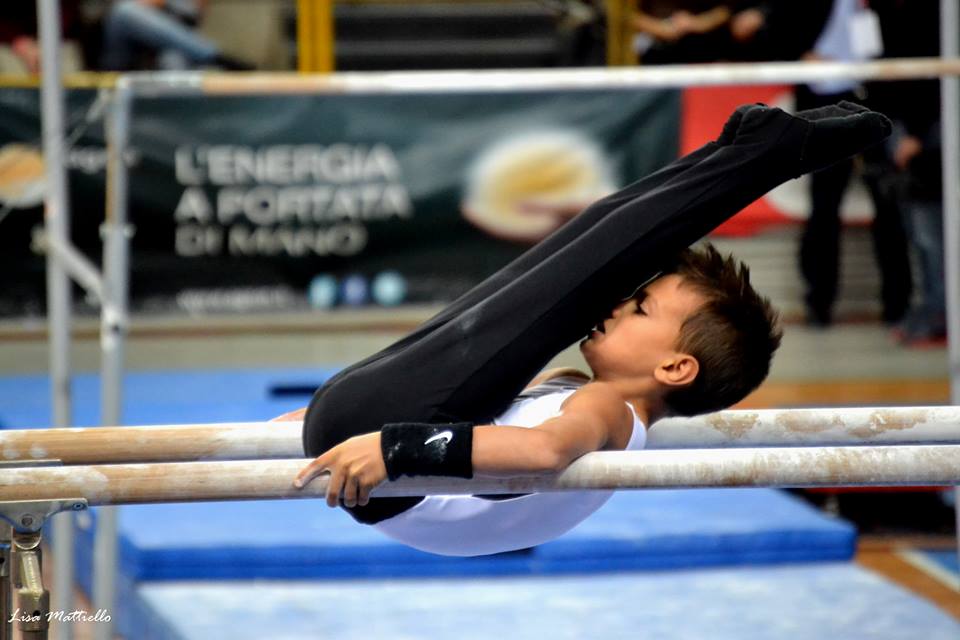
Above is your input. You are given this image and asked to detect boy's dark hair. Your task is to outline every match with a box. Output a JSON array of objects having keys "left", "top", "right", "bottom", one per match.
[{"left": 661, "top": 242, "right": 782, "bottom": 417}]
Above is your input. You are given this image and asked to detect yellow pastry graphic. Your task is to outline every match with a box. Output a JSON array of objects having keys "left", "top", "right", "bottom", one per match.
[
  {"left": 462, "top": 132, "right": 614, "bottom": 243},
  {"left": 0, "top": 144, "right": 46, "bottom": 209}
]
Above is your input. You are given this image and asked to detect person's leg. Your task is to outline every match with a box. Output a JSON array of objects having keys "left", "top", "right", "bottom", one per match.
[
  {"left": 861, "top": 146, "right": 912, "bottom": 324},
  {"left": 799, "top": 157, "right": 851, "bottom": 325},
  {"left": 304, "top": 103, "right": 890, "bottom": 523},
  {"left": 101, "top": 0, "right": 219, "bottom": 70},
  {"left": 904, "top": 199, "right": 946, "bottom": 339}
]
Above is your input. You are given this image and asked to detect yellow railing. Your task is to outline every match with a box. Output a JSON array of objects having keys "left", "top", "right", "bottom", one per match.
[
  {"left": 297, "top": 0, "right": 335, "bottom": 73},
  {"left": 0, "top": 73, "right": 117, "bottom": 89},
  {"left": 605, "top": 0, "right": 635, "bottom": 66},
  {"left": 296, "top": 0, "right": 634, "bottom": 74}
]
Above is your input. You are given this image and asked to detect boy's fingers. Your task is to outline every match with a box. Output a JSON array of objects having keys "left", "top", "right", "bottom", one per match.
[
  {"left": 342, "top": 476, "right": 359, "bottom": 508},
  {"left": 358, "top": 481, "right": 372, "bottom": 507},
  {"left": 293, "top": 460, "right": 322, "bottom": 488},
  {"left": 293, "top": 452, "right": 333, "bottom": 488},
  {"left": 325, "top": 469, "right": 344, "bottom": 507}
]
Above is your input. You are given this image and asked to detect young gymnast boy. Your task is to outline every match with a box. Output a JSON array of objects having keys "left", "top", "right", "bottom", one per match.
[{"left": 287, "top": 102, "right": 891, "bottom": 556}]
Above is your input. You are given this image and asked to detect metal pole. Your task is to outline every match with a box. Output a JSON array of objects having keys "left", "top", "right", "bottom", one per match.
[
  {"left": 91, "top": 78, "right": 133, "bottom": 640},
  {"left": 940, "top": 0, "right": 960, "bottom": 577},
  {"left": 0, "top": 522, "right": 12, "bottom": 640},
  {"left": 198, "top": 57, "right": 960, "bottom": 95},
  {"left": 37, "top": 1, "right": 74, "bottom": 638}
]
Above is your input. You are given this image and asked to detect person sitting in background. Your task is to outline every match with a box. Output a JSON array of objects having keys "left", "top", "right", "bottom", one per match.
[
  {"left": 630, "top": 1, "right": 736, "bottom": 64},
  {"left": 0, "top": 1, "right": 88, "bottom": 75},
  {"left": 726, "top": 1, "right": 832, "bottom": 62},
  {"left": 100, "top": 0, "right": 253, "bottom": 71}
]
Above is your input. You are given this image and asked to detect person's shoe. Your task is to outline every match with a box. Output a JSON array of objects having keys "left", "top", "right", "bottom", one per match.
[
  {"left": 893, "top": 310, "right": 947, "bottom": 347},
  {"left": 901, "top": 331, "right": 948, "bottom": 349},
  {"left": 804, "top": 305, "right": 833, "bottom": 328},
  {"left": 881, "top": 302, "right": 909, "bottom": 326}
]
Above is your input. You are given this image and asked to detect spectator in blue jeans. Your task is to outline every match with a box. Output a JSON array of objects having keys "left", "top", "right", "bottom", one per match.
[
  {"left": 100, "top": 0, "right": 251, "bottom": 70},
  {"left": 892, "top": 120, "right": 945, "bottom": 346},
  {"left": 869, "top": 0, "right": 945, "bottom": 346}
]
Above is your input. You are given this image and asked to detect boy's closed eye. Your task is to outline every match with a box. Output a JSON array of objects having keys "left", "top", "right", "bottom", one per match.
[{"left": 632, "top": 290, "right": 649, "bottom": 314}]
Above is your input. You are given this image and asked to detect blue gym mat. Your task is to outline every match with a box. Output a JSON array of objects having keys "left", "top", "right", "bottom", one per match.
[
  {"left": 3, "top": 369, "right": 863, "bottom": 637},
  {"left": 69, "top": 488, "right": 855, "bottom": 586},
  {"left": 2, "top": 369, "right": 855, "bottom": 580},
  {"left": 0, "top": 368, "right": 335, "bottom": 428},
  {"left": 125, "top": 564, "right": 960, "bottom": 640}
]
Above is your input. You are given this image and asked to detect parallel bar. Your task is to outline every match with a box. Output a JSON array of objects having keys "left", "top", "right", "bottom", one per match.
[
  {"left": 7, "top": 406, "right": 960, "bottom": 465},
  {"left": 0, "top": 422, "right": 303, "bottom": 464},
  {"left": 0, "top": 446, "right": 957, "bottom": 506},
  {"left": 195, "top": 58, "right": 960, "bottom": 95},
  {"left": 648, "top": 407, "right": 960, "bottom": 448}
]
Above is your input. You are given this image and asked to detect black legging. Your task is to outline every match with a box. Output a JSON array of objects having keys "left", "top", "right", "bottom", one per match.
[{"left": 302, "top": 104, "right": 883, "bottom": 524}]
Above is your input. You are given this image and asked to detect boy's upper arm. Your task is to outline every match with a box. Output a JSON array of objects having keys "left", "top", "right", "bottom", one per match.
[{"left": 533, "top": 383, "right": 633, "bottom": 461}]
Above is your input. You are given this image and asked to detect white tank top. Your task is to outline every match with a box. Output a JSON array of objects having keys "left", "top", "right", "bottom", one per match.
[{"left": 373, "top": 379, "right": 647, "bottom": 556}]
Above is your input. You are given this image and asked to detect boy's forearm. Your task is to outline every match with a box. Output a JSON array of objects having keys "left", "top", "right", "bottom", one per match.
[{"left": 471, "top": 425, "right": 569, "bottom": 476}]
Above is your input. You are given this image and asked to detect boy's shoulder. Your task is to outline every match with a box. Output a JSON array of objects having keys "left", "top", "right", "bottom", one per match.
[
  {"left": 523, "top": 367, "right": 591, "bottom": 390},
  {"left": 561, "top": 381, "right": 635, "bottom": 446}
]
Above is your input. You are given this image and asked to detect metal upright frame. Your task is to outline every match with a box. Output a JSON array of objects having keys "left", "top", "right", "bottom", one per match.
[
  {"left": 939, "top": 0, "right": 960, "bottom": 570},
  {"left": 37, "top": 2, "right": 131, "bottom": 639}
]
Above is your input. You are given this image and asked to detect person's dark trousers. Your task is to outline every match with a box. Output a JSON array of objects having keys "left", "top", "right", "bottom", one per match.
[
  {"left": 797, "top": 87, "right": 859, "bottom": 324},
  {"left": 861, "top": 143, "right": 912, "bottom": 323},
  {"left": 797, "top": 87, "right": 912, "bottom": 325},
  {"left": 302, "top": 104, "right": 890, "bottom": 524}
]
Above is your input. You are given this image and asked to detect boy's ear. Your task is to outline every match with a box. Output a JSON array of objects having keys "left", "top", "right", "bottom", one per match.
[{"left": 654, "top": 353, "right": 699, "bottom": 388}]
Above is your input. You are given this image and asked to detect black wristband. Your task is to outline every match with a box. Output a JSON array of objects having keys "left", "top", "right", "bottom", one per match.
[{"left": 380, "top": 421, "right": 474, "bottom": 481}]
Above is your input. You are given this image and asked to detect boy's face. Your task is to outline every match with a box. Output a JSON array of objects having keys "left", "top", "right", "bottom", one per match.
[{"left": 580, "top": 274, "right": 705, "bottom": 381}]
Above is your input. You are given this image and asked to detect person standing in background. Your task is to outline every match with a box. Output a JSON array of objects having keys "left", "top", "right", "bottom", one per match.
[
  {"left": 869, "top": 0, "right": 945, "bottom": 346},
  {"left": 793, "top": 0, "right": 911, "bottom": 327}
]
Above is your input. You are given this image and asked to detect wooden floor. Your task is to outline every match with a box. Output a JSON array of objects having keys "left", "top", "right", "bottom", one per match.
[
  {"left": 856, "top": 536, "right": 960, "bottom": 621},
  {"left": 743, "top": 381, "right": 959, "bottom": 623},
  {"left": 740, "top": 379, "right": 952, "bottom": 408}
]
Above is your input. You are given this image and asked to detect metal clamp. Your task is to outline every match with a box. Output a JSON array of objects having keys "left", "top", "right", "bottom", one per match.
[
  {"left": 0, "top": 499, "right": 88, "bottom": 640},
  {"left": 0, "top": 500, "right": 87, "bottom": 534}
]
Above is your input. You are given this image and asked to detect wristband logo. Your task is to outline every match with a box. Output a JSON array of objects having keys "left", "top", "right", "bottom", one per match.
[{"left": 424, "top": 430, "right": 453, "bottom": 446}]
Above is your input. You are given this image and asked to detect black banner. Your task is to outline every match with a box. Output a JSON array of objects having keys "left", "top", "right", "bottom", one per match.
[{"left": 0, "top": 86, "right": 680, "bottom": 316}]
